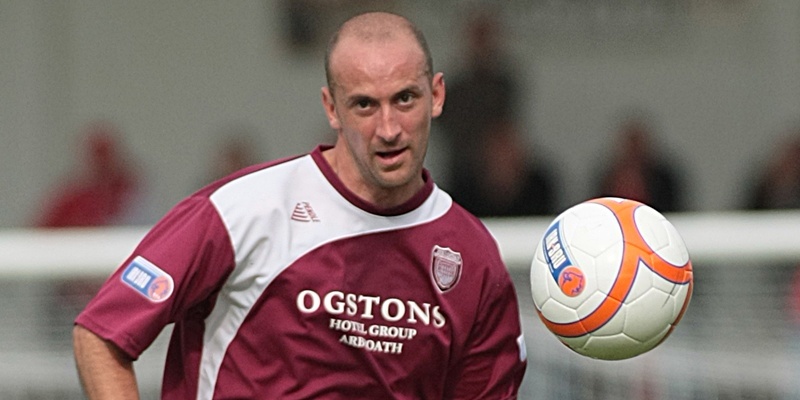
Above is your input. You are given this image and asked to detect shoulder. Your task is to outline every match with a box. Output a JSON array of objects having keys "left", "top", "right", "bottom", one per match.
[
  {"left": 443, "top": 196, "right": 496, "bottom": 238},
  {"left": 437, "top": 198, "right": 507, "bottom": 271},
  {"left": 195, "top": 153, "right": 309, "bottom": 198},
  {"left": 150, "top": 153, "right": 315, "bottom": 240}
]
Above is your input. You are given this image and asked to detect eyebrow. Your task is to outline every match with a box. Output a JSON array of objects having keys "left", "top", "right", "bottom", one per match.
[
  {"left": 396, "top": 84, "right": 424, "bottom": 96},
  {"left": 344, "top": 84, "right": 425, "bottom": 106}
]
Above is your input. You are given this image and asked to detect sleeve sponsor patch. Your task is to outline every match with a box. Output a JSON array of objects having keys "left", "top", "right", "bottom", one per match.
[{"left": 121, "top": 256, "right": 174, "bottom": 303}]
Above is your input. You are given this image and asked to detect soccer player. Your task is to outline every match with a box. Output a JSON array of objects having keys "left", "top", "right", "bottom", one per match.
[{"left": 73, "top": 11, "right": 527, "bottom": 399}]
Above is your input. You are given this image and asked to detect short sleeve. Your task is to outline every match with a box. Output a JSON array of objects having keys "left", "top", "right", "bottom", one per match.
[
  {"left": 446, "top": 267, "right": 527, "bottom": 399},
  {"left": 74, "top": 195, "right": 236, "bottom": 359}
]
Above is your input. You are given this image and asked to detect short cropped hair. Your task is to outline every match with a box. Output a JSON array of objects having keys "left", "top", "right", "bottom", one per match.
[{"left": 324, "top": 12, "right": 434, "bottom": 94}]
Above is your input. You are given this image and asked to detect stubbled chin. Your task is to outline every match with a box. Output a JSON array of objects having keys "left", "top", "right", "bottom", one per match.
[{"left": 377, "top": 165, "right": 423, "bottom": 189}]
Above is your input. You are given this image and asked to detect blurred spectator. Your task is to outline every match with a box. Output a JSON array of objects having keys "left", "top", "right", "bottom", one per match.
[
  {"left": 35, "top": 120, "right": 145, "bottom": 344},
  {"left": 456, "top": 119, "right": 557, "bottom": 217},
  {"left": 594, "top": 113, "right": 686, "bottom": 212},
  {"left": 436, "top": 9, "right": 527, "bottom": 207},
  {"left": 205, "top": 127, "right": 262, "bottom": 183},
  {"left": 744, "top": 130, "right": 800, "bottom": 210},
  {"left": 35, "top": 120, "right": 142, "bottom": 227},
  {"left": 751, "top": 129, "right": 800, "bottom": 400}
]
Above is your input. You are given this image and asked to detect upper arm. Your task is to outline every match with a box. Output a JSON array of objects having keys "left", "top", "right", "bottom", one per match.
[{"left": 74, "top": 196, "right": 236, "bottom": 358}]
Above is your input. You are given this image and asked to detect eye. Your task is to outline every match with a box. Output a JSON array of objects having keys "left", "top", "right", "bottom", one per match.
[
  {"left": 348, "top": 96, "right": 375, "bottom": 112},
  {"left": 356, "top": 98, "right": 372, "bottom": 109},
  {"left": 396, "top": 91, "right": 416, "bottom": 106}
]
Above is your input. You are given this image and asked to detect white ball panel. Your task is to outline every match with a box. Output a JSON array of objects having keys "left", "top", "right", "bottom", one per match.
[
  {"left": 640, "top": 325, "right": 672, "bottom": 350},
  {"left": 635, "top": 205, "right": 689, "bottom": 265},
  {"left": 530, "top": 256, "right": 552, "bottom": 309},
  {"left": 540, "top": 297, "right": 579, "bottom": 323},
  {"left": 589, "top": 241, "right": 625, "bottom": 295},
  {"left": 669, "top": 282, "right": 692, "bottom": 320},
  {"left": 564, "top": 203, "right": 622, "bottom": 258},
  {"left": 558, "top": 334, "right": 590, "bottom": 352},
  {"left": 624, "top": 261, "right": 655, "bottom": 302},
  {"left": 657, "top": 219, "right": 691, "bottom": 264},
  {"left": 623, "top": 290, "right": 676, "bottom": 341},
  {"left": 650, "top": 268, "right": 678, "bottom": 293},
  {"left": 580, "top": 333, "right": 649, "bottom": 360}
]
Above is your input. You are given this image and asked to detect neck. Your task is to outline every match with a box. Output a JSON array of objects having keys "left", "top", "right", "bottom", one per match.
[{"left": 322, "top": 146, "right": 423, "bottom": 210}]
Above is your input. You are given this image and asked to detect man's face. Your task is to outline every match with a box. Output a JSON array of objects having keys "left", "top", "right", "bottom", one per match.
[{"left": 322, "top": 34, "right": 445, "bottom": 203}]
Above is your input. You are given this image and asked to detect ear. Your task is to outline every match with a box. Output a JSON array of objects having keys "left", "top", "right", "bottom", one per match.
[
  {"left": 430, "top": 72, "right": 446, "bottom": 119},
  {"left": 321, "top": 87, "right": 341, "bottom": 130}
]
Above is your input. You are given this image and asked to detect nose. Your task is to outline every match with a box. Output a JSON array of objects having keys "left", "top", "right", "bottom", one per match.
[{"left": 376, "top": 107, "right": 401, "bottom": 143}]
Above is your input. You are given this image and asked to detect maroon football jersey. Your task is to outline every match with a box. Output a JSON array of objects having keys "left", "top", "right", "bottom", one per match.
[{"left": 76, "top": 146, "right": 527, "bottom": 399}]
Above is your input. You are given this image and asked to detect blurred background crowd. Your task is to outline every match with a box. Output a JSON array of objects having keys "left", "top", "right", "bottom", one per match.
[{"left": 3, "top": 1, "right": 800, "bottom": 229}]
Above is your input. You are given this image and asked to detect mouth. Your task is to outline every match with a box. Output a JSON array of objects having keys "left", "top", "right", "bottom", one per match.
[
  {"left": 376, "top": 149, "right": 405, "bottom": 160},
  {"left": 375, "top": 148, "right": 408, "bottom": 169}
]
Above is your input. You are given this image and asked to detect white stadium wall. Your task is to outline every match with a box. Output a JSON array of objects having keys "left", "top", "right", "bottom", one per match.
[{"left": 1, "top": 212, "right": 799, "bottom": 398}]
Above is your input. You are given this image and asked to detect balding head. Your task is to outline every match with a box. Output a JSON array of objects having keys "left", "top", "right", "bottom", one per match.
[{"left": 324, "top": 12, "right": 433, "bottom": 94}]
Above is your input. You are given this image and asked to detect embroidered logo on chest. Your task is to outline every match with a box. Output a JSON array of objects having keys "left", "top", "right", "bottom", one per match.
[
  {"left": 290, "top": 201, "right": 320, "bottom": 222},
  {"left": 431, "top": 245, "right": 462, "bottom": 292}
]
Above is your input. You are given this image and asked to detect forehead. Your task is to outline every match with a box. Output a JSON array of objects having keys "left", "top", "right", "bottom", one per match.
[{"left": 329, "top": 35, "right": 428, "bottom": 96}]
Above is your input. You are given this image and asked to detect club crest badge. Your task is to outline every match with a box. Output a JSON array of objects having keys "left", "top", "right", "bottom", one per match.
[{"left": 431, "top": 245, "right": 462, "bottom": 292}]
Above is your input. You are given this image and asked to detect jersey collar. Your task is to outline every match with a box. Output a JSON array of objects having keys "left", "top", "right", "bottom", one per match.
[{"left": 311, "top": 145, "right": 434, "bottom": 216}]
